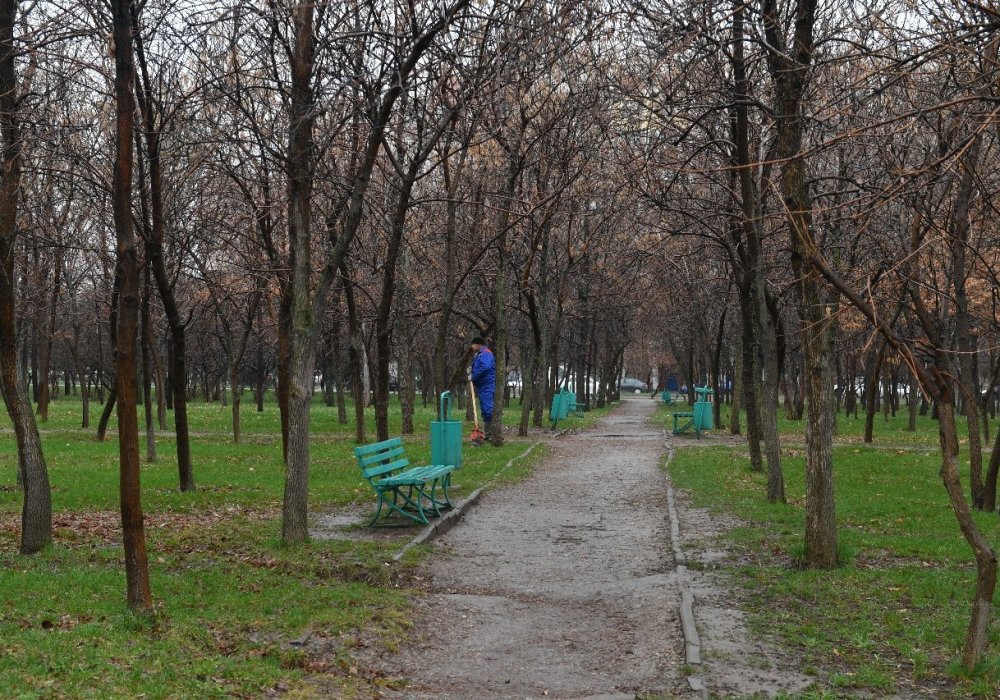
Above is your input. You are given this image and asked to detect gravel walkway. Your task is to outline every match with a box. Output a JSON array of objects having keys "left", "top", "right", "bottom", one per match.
[{"left": 363, "top": 397, "right": 689, "bottom": 699}]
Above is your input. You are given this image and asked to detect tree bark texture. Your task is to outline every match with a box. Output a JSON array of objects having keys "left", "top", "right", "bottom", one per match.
[
  {"left": 374, "top": 167, "right": 416, "bottom": 441},
  {"left": 280, "top": 0, "right": 317, "bottom": 545},
  {"left": 141, "top": 267, "right": 156, "bottom": 462},
  {"left": 111, "top": 0, "right": 152, "bottom": 611},
  {"left": 763, "top": 0, "right": 834, "bottom": 565},
  {"left": 949, "top": 141, "right": 984, "bottom": 508},
  {"left": 863, "top": 342, "right": 885, "bottom": 443},
  {"left": 0, "top": 0, "right": 51, "bottom": 553}
]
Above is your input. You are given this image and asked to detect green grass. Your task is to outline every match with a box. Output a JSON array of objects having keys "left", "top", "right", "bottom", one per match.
[
  {"left": 662, "top": 400, "right": 1000, "bottom": 697},
  {"left": 659, "top": 395, "right": 1000, "bottom": 449},
  {"left": 0, "top": 390, "right": 565, "bottom": 697}
]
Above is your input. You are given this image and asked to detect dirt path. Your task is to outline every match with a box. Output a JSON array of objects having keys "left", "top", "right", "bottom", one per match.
[{"left": 356, "top": 397, "right": 689, "bottom": 699}]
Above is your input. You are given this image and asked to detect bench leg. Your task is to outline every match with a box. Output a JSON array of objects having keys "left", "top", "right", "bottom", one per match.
[
  {"left": 368, "top": 492, "right": 388, "bottom": 526},
  {"left": 426, "top": 474, "right": 453, "bottom": 515},
  {"left": 371, "top": 485, "right": 430, "bottom": 526},
  {"left": 672, "top": 416, "right": 694, "bottom": 435},
  {"left": 399, "top": 485, "right": 429, "bottom": 524}
]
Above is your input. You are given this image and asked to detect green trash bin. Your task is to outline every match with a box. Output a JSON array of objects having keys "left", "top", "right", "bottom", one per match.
[
  {"left": 557, "top": 390, "right": 571, "bottom": 420},
  {"left": 693, "top": 387, "right": 714, "bottom": 432},
  {"left": 431, "top": 391, "right": 462, "bottom": 468},
  {"left": 549, "top": 391, "right": 567, "bottom": 426}
]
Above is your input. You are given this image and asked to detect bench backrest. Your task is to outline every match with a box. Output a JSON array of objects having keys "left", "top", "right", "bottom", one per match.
[{"left": 354, "top": 437, "right": 410, "bottom": 481}]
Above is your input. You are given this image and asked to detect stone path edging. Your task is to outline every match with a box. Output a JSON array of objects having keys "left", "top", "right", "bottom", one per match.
[
  {"left": 391, "top": 441, "right": 541, "bottom": 563},
  {"left": 664, "top": 439, "right": 710, "bottom": 699}
]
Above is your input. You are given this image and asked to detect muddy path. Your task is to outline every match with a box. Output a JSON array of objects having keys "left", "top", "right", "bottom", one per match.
[{"left": 355, "top": 398, "right": 689, "bottom": 699}]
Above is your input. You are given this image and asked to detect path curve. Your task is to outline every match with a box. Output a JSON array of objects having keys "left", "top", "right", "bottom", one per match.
[{"left": 363, "top": 397, "right": 689, "bottom": 699}]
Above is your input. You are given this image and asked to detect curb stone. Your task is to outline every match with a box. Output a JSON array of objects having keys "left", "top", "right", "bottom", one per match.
[
  {"left": 391, "top": 488, "right": 485, "bottom": 563},
  {"left": 664, "top": 437, "right": 709, "bottom": 699},
  {"left": 391, "top": 442, "right": 541, "bottom": 562}
]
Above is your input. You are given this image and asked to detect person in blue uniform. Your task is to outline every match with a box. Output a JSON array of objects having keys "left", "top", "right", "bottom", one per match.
[{"left": 469, "top": 336, "right": 495, "bottom": 445}]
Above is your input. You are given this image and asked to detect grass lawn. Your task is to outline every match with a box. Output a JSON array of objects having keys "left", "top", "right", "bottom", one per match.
[
  {"left": 0, "top": 391, "right": 591, "bottom": 698},
  {"left": 659, "top": 400, "right": 1000, "bottom": 697}
]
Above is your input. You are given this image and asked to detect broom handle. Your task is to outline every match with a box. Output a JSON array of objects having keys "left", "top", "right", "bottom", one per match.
[{"left": 468, "top": 379, "right": 480, "bottom": 430}]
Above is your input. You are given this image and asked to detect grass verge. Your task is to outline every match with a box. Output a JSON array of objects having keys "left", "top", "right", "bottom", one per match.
[
  {"left": 0, "top": 393, "right": 554, "bottom": 697},
  {"left": 664, "top": 407, "right": 1000, "bottom": 697}
]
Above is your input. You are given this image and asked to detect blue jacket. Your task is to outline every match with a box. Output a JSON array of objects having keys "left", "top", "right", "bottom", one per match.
[{"left": 471, "top": 347, "right": 496, "bottom": 406}]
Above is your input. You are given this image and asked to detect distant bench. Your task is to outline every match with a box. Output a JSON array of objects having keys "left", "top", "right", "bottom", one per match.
[
  {"left": 354, "top": 437, "right": 455, "bottom": 526},
  {"left": 661, "top": 389, "right": 675, "bottom": 406}
]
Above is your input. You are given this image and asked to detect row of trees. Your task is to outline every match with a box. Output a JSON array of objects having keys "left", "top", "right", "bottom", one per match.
[
  {"left": 628, "top": 0, "right": 1000, "bottom": 668},
  {"left": 5, "top": 0, "right": 1000, "bottom": 673},
  {"left": 2, "top": 0, "right": 658, "bottom": 609}
]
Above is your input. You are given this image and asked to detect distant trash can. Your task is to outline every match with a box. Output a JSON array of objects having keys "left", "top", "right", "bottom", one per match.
[
  {"left": 693, "top": 387, "right": 714, "bottom": 432},
  {"left": 549, "top": 391, "right": 567, "bottom": 426},
  {"left": 431, "top": 391, "right": 462, "bottom": 468}
]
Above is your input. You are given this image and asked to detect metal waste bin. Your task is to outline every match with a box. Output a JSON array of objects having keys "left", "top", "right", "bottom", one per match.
[
  {"left": 549, "top": 391, "right": 566, "bottom": 426},
  {"left": 431, "top": 391, "right": 462, "bottom": 468},
  {"left": 693, "top": 386, "right": 714, "bottom": 432}
]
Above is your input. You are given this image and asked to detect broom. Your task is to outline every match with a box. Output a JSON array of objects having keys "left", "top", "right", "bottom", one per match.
[{"left": 468, "top": 379, "right": 486, "bottom": 443}]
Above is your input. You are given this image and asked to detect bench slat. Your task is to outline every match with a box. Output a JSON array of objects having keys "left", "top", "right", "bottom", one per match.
[
  {"left": 354, "top": 438, "right": 403, "bottom": 458},
  {"left": 380, "top": 464, "right": 455, "bottom": 487},
  {"left": 363, "top": 458, "right": 411, "bottom": 479},
  {"left": 357, "top": 445, "right": 406, "bottom": 468}
]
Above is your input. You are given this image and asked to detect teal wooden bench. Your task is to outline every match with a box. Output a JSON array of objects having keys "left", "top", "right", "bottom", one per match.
[
  {"left": 354, "top": 437, "right": 455, "bottom": 526},
  {"left": 661, "top": 389, "right": 675, "bottom": 406}
]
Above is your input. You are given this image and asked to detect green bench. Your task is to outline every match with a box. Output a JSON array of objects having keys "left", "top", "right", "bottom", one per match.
[
  {"left": 354, "top": 437, "right": 455, "bottom": 526},
  {"left": 672, "top": 411, "right": 700, "bottom": 438},
  {"left": 661, "top": 389, "right": 675, "bottom": 405}
]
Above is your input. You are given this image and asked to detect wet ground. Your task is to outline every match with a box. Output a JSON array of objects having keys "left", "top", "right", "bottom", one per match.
[{"left": 346, "top": 397, "right": 813, "bottom": 699}]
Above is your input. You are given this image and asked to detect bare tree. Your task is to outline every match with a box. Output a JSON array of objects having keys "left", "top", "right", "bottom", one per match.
[
  {"left": 0, "top": 0, "right": 51, "bottom": 555},
  {"left": 109, "top": 0, "right": 152, "bottom": 612}
]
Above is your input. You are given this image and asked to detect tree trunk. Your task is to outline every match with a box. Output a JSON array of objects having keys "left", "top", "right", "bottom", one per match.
[
  {"left": 131, "top": 10, "right": 193, "bottom": 492},
  {"left": 0, "top": 1, "right": 51, "bottom": 548},
  {"left": 111, "top": 0, "right": 152, "bottom": 611},
  {"left": 331, "top": 312, "right": 348, "bottom": 424},
  {"left": 937, "top": 401, "right": 997, "bottom": 668},
  {"left": 342, "top": 259, "right": 367, "bottom": 444},
  {"left": 141, "top": 266, "right": 156, "bottom": 462},
  {"left": 374, "top": 166, "right": 416, "bottom": 441},
  {"left": 712, "top": 307, "right": 727, "bottom": 430},
  {"left": 730, "top": 331, "right": 743, "bottom": 435},
  {"left": 70, "top": 333, "right": 89, "bottom": 429},
  {"left": 397, "top": 316, "right": 415, "bottom": 435},
  {"left": 763, "top": 0, "right": 834, "bottom": 566},
  {"left": 863, "top": 342, "right": 885, "bottom": 443},
  {"left": 949, "top": 142, "right": 984, "bottom": 508},
  {"left": 760, "top": 292, "right": 784, "bottom": 502},
  {"left": 36, "top": 248, "right": 61, "bottom": 422},
  {"left": 279, "top": 0, "right": 317, "bottom": 545}
]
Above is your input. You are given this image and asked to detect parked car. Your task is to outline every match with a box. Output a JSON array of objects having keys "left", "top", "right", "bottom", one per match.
[{"left": 619, "top": 377, "right": 647, "bottom": 394}]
